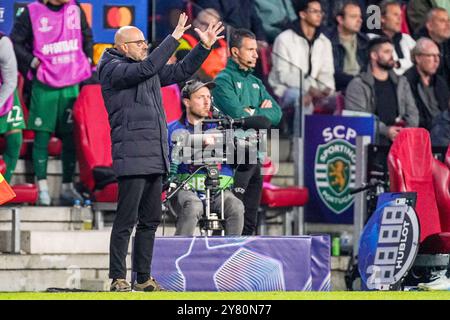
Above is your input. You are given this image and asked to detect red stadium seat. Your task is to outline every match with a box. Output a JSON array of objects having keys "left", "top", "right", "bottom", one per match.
[
  {"left": 432, "top": 158, "right": 450, "bottom": 232},
  {"left": 161, "top": 84, "right": 182, "bottom": 123},
  {"left": 0, "top": 159, "right": 38, "bottom": 204},
  {"left": 259, "top": 46, "right": 272, "bottom": 78},
  {"left": 258, "top": 159, "right": 309, "bottom": 235},
  {"left": 446, "top": 145, "right": 450, "bottom": 169},
  {"left": 401, "top": 4, "right": 411, "bottom": 35},
  {"left": 73, "top": 84, "right": 117, "bottom": 202},
  {"left": 388, "top": 128, "right": 450, "bottom": 254},
  {"left": 93, "top": 182, "right": 118, "bottom": 203}
]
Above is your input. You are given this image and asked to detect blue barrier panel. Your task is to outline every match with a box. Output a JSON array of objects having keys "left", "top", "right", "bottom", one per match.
[{"left": 133, "top": 235, "right": 331, "bottom": 292}]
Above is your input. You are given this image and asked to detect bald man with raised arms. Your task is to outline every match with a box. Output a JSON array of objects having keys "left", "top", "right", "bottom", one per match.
[{"left": 98, "top": 13, "right": 224, "bottom": 292}]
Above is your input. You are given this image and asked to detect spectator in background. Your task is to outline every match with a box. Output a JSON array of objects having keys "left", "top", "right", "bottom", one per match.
[
  {"left": 213, "top": 29, "right": 281, "bottom": 236},
  {"left": 321, "top": 0, "right": 368, "bottom": 31},
  {"left": 269, "top": 0, "right": 335, "bottom": 115},
  {"left": 405, "top": 38, "right": 449, "bottom": 131},
  {"left": 345, "top": 37, "right": 418, "bottom": 145},
  {"left": 407, "top": 0, "right": 450, "bottom": 34},
  {"left": 254, "top": 0, "right": 298, "bottom": 44},
  {"left": 0, "top": 33, "right": 25, "bottom": 183},
  {"left": 367, "top": 0, "right": 416, "bottom": 75},
  {"left": 195, "top": 0, "right": 268, "bottom": 46},
  {"left": 175, "top": 8, "right": 227, "bottom": 82},
  {"left": 11, "top": 0, "right": 93, "bottom": 205},
  {"left": 414, "top": 8, "right": 450, "bottom": 84},
  {"left": 327, "top": 0, "right": 369, "bottom": 92}
]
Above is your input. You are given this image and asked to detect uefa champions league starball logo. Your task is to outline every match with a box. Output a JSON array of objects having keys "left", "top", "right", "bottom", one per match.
[{"left": 38, "top": 16, "right": 52, "bottom": 33}]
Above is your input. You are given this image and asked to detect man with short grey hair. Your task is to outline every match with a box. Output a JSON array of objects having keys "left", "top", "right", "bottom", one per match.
[
  {"left": 414, "top": 7, "right": 450, "bottom": 83},
  {"left": 405, "top": 38, "right": 449, "bottom": 131},
  {"left": 367, "top": 0, "right": 416, "bottom": 75}
]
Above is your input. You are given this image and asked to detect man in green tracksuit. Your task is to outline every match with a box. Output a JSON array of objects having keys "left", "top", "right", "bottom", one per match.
[{"left": 213, "top": 28, "right": 281, "bottom": 235}]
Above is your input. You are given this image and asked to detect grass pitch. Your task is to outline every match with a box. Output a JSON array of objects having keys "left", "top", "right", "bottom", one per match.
[{"left": 0, "top": 291, "right": 449, "bottom": 300}]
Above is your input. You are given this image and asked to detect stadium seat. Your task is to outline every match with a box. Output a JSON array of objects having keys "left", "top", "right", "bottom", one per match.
[
  {"left": 388, "top": 128, "right": 450, "bottom": 254},
  {"left": 432, "top": 158, "right": 450, "bottom": 232},
  {"left": 0, "top": 159, "right": 38, "bottom": 204},
  {"left": 445, "top": 145, "right": 450, "bottom": 168},
  {"left": 72, "top": 83, "right": 117, "bottom": 202},
  {"left": 258, "top": 159, "right": 309, "bottom": 235},
  {"left": 259, "top": 45, "right": 272, "bottom": 78},
  {"left": 401, "top": 4, "right": 411, "bottom": 35},
  {"left": 161, "top": 84, "right": 182, "bottom": 123}
]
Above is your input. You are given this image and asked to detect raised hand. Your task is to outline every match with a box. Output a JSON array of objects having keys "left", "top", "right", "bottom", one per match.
[
  {"left": 172, "top": 12, "right": 191, "bottom": 40},
  {"left": 194, "top": 21, "right": 225, "bottom": 49}
]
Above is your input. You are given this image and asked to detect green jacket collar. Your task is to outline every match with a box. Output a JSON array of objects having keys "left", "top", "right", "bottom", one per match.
[{"left": 226, "top": 58, "right": 254, "bottom": 76}]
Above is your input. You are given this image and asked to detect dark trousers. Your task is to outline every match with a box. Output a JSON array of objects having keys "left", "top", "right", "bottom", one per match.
[
  {"left": 232, "top": 164, "right": 263, "bottom": 236},
  {"left": 109, "top": 174, "right": 162, "bottom": 279}
]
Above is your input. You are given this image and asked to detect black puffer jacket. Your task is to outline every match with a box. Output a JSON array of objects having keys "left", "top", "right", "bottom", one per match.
[{"left": 97, "top": 35, "right": 210, "bottom": 177}]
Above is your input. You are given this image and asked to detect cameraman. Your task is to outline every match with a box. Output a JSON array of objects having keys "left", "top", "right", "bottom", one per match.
[
  {"left": 212, "top": 28, "right": 282, "bottom": 235},
  {"left": 167, "top": 80, "right": 244, "bottom": 236}
]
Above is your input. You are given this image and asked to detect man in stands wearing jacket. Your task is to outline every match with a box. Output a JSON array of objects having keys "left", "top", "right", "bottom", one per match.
[
  {"left": 367, "top": 0, "right": 416, "bottom": 75},
  {"left": 345, "top": 37, "right": 418, "bottom": 145},
  {"left": 404, "top": 38, "right": 449, "bottom": 131},
  {"left": 414, "top": 7, "right": 450, "bottom": 84},
  {"left": 269, "top": 0, "right": 335, "bottom": 115},
  {"left": 98, "top": 13, "right": 224, "bottom": 292},
  {"left": 327, "top": 0, "right": 369, "bottom": 92}
]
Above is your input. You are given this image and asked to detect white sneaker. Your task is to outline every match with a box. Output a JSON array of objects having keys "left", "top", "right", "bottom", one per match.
[
  {"left": 38, "top": 190, "right": 51, "bottom": 206},
  {"left": 418, "top": 274, "right": 450, "bottom": 291}
]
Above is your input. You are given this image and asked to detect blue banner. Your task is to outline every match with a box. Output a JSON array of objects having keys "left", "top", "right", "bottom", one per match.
[
  {"left": 0, "top": 0, "right": 148, "bottom": 43},
  {"left": 304, "top": 115, "right": 376, "bottom": 224},
  {"left": 135, "top": 235, "right": 331, "bottom": 292}
]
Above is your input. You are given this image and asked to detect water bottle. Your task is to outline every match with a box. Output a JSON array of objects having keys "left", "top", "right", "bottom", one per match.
[
  {"left": 340, "top": 231, "right": 353, "bottom": 255},
  {"left": 332, "top": 236, "right": 340, "bottom": 257},
  {"left": 82, "top": 199, "right": 93, "bottom": 230},
  {"left": 72, "top": 199, "right": 82, "bottom": 230}
]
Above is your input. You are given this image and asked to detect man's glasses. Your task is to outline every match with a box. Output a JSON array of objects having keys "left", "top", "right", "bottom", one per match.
[
  {"left": 123, "top": 39, "right": 149, "bottom": 47},
  {"left": 419, "top": 53, "right": 441, "bottom": 59}
]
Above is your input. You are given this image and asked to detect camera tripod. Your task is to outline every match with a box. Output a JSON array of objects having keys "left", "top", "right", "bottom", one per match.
[{"left": 163, "top": 164, "right": 226, "bottom": 236}]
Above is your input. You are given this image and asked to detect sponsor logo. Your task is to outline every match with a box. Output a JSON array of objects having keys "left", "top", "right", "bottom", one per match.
[
  {"left": 233, "top": 187, "right": 245, "bottom": 194},
  {"left": 359, "top": 198, "right": 420, "bottom": 290},
  {"left": 35, "top": 118, "right": 42, "bottom": 127},
  {"left": 236, "top": 82, "right": 242, "bottom": 89},
  {"left": 252, "top": 83, "right": 260, "bottom": 89}
]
